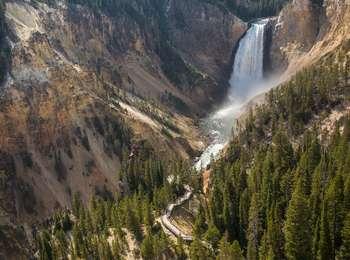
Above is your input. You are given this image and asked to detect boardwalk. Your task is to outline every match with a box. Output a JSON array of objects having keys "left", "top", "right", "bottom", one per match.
[{"left": 160, "top": 185, "right": 193, "bottom": 241}]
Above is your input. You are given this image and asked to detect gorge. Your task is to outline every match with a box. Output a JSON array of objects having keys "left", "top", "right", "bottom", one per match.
[
  {"left": 196, "top": 18, "right": 271, "bottom": 170},
  {"left": 0, "top": 0, "right": 349, "bottom": 258}
]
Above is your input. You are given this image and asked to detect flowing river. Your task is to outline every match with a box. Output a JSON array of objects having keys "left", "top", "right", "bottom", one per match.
[{"left": 195, "top": 18, "right": 270, "bottom": 171}]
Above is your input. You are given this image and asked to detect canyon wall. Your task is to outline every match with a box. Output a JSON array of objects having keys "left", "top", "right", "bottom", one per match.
[
  {"left": 269, "top": 0, "right": 350, "bottom": 74},
  {"left": 0, "top": 1, "right": 246, "bottom": 256}
]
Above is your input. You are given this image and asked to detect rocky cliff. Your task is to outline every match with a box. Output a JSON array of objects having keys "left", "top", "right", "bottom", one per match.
[
  {"left": 1, "top": 0, "right": 349, "bottom": 257},
  {"left": 0, "top": 0, "right": 246, "bottom": 256},
  {"left": 268, "top": 0, "right": 350, "bottom": 75}
]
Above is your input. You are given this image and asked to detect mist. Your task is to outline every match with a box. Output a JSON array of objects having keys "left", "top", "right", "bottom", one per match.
[{"left": 195, "top": 18, "right": 278, "bottom": 171}]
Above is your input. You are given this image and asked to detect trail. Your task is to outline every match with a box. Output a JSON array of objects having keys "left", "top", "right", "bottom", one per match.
[{"left": 159, "top": 185, "right": 193, "bottom": 241}]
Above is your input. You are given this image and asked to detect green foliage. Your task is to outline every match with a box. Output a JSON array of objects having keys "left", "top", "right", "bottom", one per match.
[
  {"left": 35, "top": 41, "right": 349, "bottom": 259},
  {"left": 317, "top": 203, "right": 332, "bottom": 260},
  {"left": 194, "top": 204, "right": 208, "bottom": 238},
  {"left": 284, "top": 180, "right": 312, "bottom": 260},
  {"left": 189, "top": 239, "right": 214, "bottom": 260},
  {"left": 247, "top": 193, "right": 263, "bottom": 260},
  {"left": 197, "top": 42, "right": 350, "bottom": 259},
  {"left": 339, "top": 213, "right": 350, "bottom": 259},
  {"left": 37, "top": 145, "right": 188, "bottom": 259},
  {"left": 141, "top": 232, "right": 171, "bottom": 259},
  {"left": 217, "top": 235, "right": 244, "bottom": 260},
  {"left": 204, "top": 224, "right": 221, "bottom": 249}
]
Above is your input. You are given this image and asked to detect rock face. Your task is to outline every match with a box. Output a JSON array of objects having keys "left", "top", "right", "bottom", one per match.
[
  {"left": 268, "top": 0, "right": 350, "bottom": 74},
  {"left": 0, "top": 0, "right": 246, "bottom": 254},
  {"left": 269, "top": 0, "right": 320, "bottom": 73},
  {"left": 168, "top": 0, "right": 247, "bottom": 83},
  {"left": 167, "top": 0, "right": 247, "bottom": 104},
  {"left": 31, "top": 0, "right": 246, "bottom": 113}
]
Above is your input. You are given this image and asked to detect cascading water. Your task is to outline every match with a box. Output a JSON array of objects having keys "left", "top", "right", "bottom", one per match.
[
  {"left": 195, "top": 19, "right": 270, "bottom": 171},
  {"left": 229, "top": 20, "right": 267, "bottom": 101}
]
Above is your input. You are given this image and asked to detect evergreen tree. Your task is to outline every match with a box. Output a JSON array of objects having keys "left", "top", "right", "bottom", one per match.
[
  {"left": 194, "top": 203, "right": 207, "bottom": 238},
  {"left": 339, "top": 213, "right": 350, "bottom": 260},
  {"left": 317, "top": 203, "right": 332, "bottom": 260},
  {"left": 217, "top": 234, "right": 244, "bottom": 260},
  {"left": 312, "top": 218, "right": 320, "bottom": 259},
  {"left": 141, "top": 234, "right": 155, "bottom": 260},
  {"left": 325, "top": 173, "right": 344, "bottom": 256},
  {"left": 265, "top": 205, "right": 284, "bottom": 259},
  {"left": 222, "top": 181, "right": 238, "bottom": 240},
  {"left": 142, "top": 199, "right": 154, "bottom": 232},
  {"left": 247, "top": 193, "right": 262, "bottom": 260},
  {"left": 189, "top": 239, "right": 213, "bottom": 260},
  {"left": 209, "top": 181, "right": 224, "bottom": 231},
  {"left": 239, "top": 189, "right": 249, "bottom": 245},
  {"left": 344, "top": 175, "right": 350, "bottom": 212},
  {"left": 284, "top": 179, "right": 312, "bottom": 260},
  {"left": 204, "top": 224, "right": 222, "bottom": 249},
  {"left": 125, "top": 204, "right": 143, "bottom": 241}
]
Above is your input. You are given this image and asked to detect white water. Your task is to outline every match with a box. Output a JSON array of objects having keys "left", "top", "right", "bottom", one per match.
[{"left": 195, "top": 19, "right": 270, "bottom": 171}]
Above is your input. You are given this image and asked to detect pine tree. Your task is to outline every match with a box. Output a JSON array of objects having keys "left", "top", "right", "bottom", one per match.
[
  {"left": 204, "top": 224, "right": 222, "bottom": 249},
  {"left": 54, "top": 229, "right": 68, "bottom": 259},
  {"left": 261, "top": 151, "right": 274, "bottom": 216},
  {"left": 141, "top": 234, "right": 155, "bottom": 260},
  {"left": 344, "top": 175, "right": 350, "bottom": 212},
  {"left": 312, "top": 218, "right": 320, "bottom": 259},
  {"left": 247, "top": 193, "right": 262, "bottom": 260},
  {"left": 239, "top": 189, "right": 249, "bottom": 245},
  {"left": 259, "top": 232, "right": 269, "bottom": 260},
  {"left": 209, "top": 181, "right": 224, "bottom": 231},
  {"left": 317, "top": 203, "right": 332, "bottom": 260},
  {"left": 325, "top": 173, "right": 344, "bottom": 256},
  {"left": 339, "top": 213, "right": 350, "bottom": 260},
  {"left": 111, "top": 238, "right": 122, "bottom": 260},
  {"left": 310, "top": 164, "right": 322, "bottom": 232},
  {"left": 217, "top": 234, "right": 244, "bottom": 260},
  {"left": 72, "top": 224, "right": 86, "bottom": 258},
  {"left": 142, "top": 199, "right": 154, "bottom": 232},
  {"left": 189, "top": 239, "right": 213, "bottom": 260},
  {"left": 194, "top": 203, "right": 207, "bottom": 238},
  {"left": 266, "top": 205, "right": 284, "bottom": 259},
  {"left": 125, "top": 203, "right": 142, "bottom": 241},
  {"left": 222, "top": 181, "right": 238, "bottom": 240},
  {"left": 284, "top": 179, "right": 312, "bottom": 260}
]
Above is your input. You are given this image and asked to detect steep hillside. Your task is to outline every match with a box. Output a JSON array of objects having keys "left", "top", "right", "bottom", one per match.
[
  {"left": 268, "top": 0, "right": 350, "bottom": 74},
  {"left": 244, "top": 0, "right": 350, "bottom": 113},
  {"left": 0, "top": 0, "right": 247, "bottom": 257},
  {"left": 195, "top": 39, "right": 349, "bottom": 259},
  {"left": 0, "top": 0, "right": 349, "bottom": 258},
  {"left": 32, "top": 31, "right": 350, "bottom": 260}
]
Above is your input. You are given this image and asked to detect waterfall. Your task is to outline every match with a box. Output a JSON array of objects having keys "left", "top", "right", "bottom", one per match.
[
  {"left": 229, "top": 19, "right": 269, "bottom": 102},
  {"left": 195, "top": 19, "right": 269, "bottom": 171}
]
